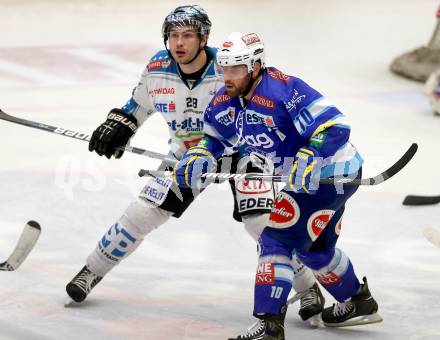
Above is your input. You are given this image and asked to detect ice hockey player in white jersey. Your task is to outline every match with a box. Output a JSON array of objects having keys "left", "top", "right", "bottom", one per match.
[{"left": 65, "top": 5, "right": 324, "bottom": 323}]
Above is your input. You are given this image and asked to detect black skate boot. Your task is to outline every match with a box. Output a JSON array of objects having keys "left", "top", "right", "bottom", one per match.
[
  {"left": 322, "top": 277, "right": 383, "bottom": 327},
  {"left": 298, "top": 283, "right": 325, "bottom": 325},
  {"left": 66, "top": 265, "right": 102, "bottom": 303},
  {"left": 228, "top": 306, "right": 286, "bottom": 340}
]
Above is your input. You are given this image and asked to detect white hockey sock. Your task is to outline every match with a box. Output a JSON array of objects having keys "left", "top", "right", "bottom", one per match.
[
  {"left": 87, "top": 199, "right": 172, "bottom": 277},
  {"left": 291, "top": 254, "right": 316, "bottom": 293}
]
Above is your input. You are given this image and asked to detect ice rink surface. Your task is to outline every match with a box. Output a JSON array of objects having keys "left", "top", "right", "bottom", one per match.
[{"left": 1, "top": 0, "right": 440, "bottom": 339}]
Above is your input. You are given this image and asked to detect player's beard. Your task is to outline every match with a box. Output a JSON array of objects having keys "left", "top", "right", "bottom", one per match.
[{"left": 225, "top": 74, "right": 252, "bottom": 98}]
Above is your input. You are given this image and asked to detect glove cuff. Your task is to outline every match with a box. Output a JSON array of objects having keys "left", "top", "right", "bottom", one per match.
[{"left": 187, "top": 146, "right": 215, "bottom": 159}]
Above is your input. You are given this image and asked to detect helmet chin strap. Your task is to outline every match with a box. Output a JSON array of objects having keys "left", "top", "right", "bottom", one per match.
[
  {"left": 182, "top": 42, "right": 205, "bottom": 65},
  {"left": 240, "top": 69, "right": 261, "bottom": 98}
]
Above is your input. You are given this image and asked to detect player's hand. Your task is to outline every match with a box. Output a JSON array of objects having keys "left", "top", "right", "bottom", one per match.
[
  {"left": 88, "top": 109, "right": 137, "bottom": 159},
  {"left": 288, "top": 146, "right": 322, "bottom": 194},
  {"left": 173, "top": 146, "right": 217, "bottom": 189}
]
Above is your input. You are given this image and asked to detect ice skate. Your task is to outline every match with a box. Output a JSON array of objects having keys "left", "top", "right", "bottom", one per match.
[
  {"left": 322, "top": 277, "right": 383, "bottom": 327},
  {"left": 66, "top": 265, "right": 103, "bottom": 303}
]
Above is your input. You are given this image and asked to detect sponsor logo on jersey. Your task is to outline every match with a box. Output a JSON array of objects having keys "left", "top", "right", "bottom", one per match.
[
  {"left": 149, "top": 87, "right": 175, "bottom": 95},
  {"left": 264, "top": 116, "right": 275, "bottom": 127},
  {"left": 239, "top": 197, "right": 273, "bottom": 212},
  {"left": 244, "top": 110, "right": 275, "bottom": 127},
  {"left": 251, "top": 95, "right": 274, "bottom": 109},
  {"left": 155, "top": 101, "right": 176, "bottom": 113},
  {"left": 256, "top": 262, "right": 275, "bottom": 285},
  {"left": 242, "top": 33, "right": 261, "bottom": 47},
  {"left": 223, "top": 41, "right": 233, "bottom": 48},
  {"left": 168, "top": 117, "right": 204, "bottom": 132},
  {"left": 315, "top": 271, "right": 341, "bottom": 286},
  {"left": 147, "top": 59, "right": 172, "bottom": 71},
  {"left": 236, "top": 179, "right": 272, "bottom": 194},
  {"left": 212, "top": 93, "right": 231, "bottom": 106},
  {"left": 215, "top": 107, "right": 235, "bottom": 126},
  {"left": 267, "top": 68, "right": 291, "bottom": 83},
  {"left": 269, "top": 192, "right": 300, "bottom": 228},
  {"left": 285, "top": 89, "right": 306, "bottom": 112},
  {"left": 307, "top": 209, "right": 335, "bottom": 241},
  {"left": 243, "top": 132, "right": 274, "bottom": 149},
  {"left": 310, "top": 130, "right": 327, "bottom": 148}
]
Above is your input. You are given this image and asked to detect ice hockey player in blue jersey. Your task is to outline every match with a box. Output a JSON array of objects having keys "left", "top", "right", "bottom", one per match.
[
  {"left": 65, "top": 7, "right": 324, "bottom": 324},
  {"left": 174, "top": 32, "right": 383, "bottom": 339}
]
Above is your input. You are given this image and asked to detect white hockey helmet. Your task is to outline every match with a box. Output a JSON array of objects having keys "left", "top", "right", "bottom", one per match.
[
  {"left": 216, "top": 32, "right": 265, "bottom": 73},
  {"left": 425, "top": 69, "right": 440, "bottom": 116}
]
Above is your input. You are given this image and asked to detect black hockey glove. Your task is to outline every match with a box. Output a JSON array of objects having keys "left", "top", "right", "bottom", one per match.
[{"left": 88, "top": 109, "right": 138, "bottom": 159}]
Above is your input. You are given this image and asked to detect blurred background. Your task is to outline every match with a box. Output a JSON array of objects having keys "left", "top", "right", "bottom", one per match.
[{"left": 0, "top": 1, "right": 439, "bottom": 339}]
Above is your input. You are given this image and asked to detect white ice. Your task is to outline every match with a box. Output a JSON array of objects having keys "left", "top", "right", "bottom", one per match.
[{"left": 1, "top": 0, "right": 440, "bottom": 339}]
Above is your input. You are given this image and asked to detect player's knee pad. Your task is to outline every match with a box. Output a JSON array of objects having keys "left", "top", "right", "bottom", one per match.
[
  {"left": 242, "top": 213, "right": 269, "bottom": 242},
  {"left": 296, "top": 247, "right": 335, "bottom": 270},
  {"left": 120, "top": 199, "right": 172, "bottom": 236}
]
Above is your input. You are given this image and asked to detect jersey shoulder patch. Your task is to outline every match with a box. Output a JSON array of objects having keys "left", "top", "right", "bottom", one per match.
[
  {"left": 146, "top": 50, "right": 175, "bottom": 74},
  {"left": 211, "top": 87, "right": 231, "bottom": 107},
  {"left": 266, "top": 67, "right": 292, "bottom": 83}
]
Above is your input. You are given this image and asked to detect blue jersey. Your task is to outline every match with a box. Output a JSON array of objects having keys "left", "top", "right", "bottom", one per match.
[{"left": 202, "top": 67, "right": 363, "bottom": 178}]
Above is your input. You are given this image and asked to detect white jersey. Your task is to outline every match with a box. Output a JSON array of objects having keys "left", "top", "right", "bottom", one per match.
[{"left": 121, "top": 47, "right": 224, "bottom": 159}]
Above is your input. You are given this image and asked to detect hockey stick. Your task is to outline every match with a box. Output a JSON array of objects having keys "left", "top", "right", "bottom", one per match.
[
  {"left": 423, "top": 227, "right": 440, "bottom": 248},
  {"left": 402, "top": 195, "right": 440, "bottom": 206},
  {"left": 0, "top": 109, "right": 174, "bottom": 163},
  {"left": 138, "top": 143, "right": 418, "bottom": 185},
  {"left": 0, "top": 221, "right": 41, "bottom": 271}
]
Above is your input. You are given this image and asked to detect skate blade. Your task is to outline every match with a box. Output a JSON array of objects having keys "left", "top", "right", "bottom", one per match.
[
  {"left": 307, "top": 313, "right": 324, "bottom": 327},
  {"left": 324, "top": 313, "right": 383, "bottom": 327},
  {"left": 64, "top": 296, "right": 80, "bottom": 307}
]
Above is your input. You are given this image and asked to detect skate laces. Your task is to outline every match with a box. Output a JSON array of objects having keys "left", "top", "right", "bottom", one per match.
[
  {"left": 73, "top": 267, "right": 100, "bottom": 293},
  {"left": 238, "top": 319, "right": 265, "bottom": 339},
  {"left": 333, "top": 300, "right": 354, "bottom": 317},
  {"left": 300, "top": 286, "right": 320, "bottom": 309}
]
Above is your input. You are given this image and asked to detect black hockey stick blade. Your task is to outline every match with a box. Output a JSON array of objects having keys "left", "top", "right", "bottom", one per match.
[
  {"left": 319, "top": 142, "right": 418, "bottom": 185},
  {"left": 402, "top": 195, "right": 440, "bottom": 206},
  {"left": 139, "top": 143, "right": 418, "bottom": 186},
  {"left": 0, "top": 221, "right": 41, "bottom": 271},
  {"left": 0, "top": 109, "right": 174, "bottom": 163}
]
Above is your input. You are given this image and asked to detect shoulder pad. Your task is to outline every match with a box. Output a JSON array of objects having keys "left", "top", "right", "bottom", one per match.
[
  {"left": 146, "top": 50, "right": 174, "bottom": 72},
  {"left": 211, "top": 88, "right": 231, "bottom": 107},
  {"left": 266, "top": 67, "right": 292, "bottom": 83}
]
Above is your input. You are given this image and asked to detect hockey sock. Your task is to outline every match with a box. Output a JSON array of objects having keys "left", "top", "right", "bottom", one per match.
[
  {"left": 254, "top": 255, "right": 293, "bottom": 316},
  {"left": 311, "top": 248, "right": 360, "bottom": 301},
  {"left": 291, "top": 253, "right": 316, "bottom": 292},
  {"left": 87, "top": 199, "right": 171, "bottom": 276}
]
